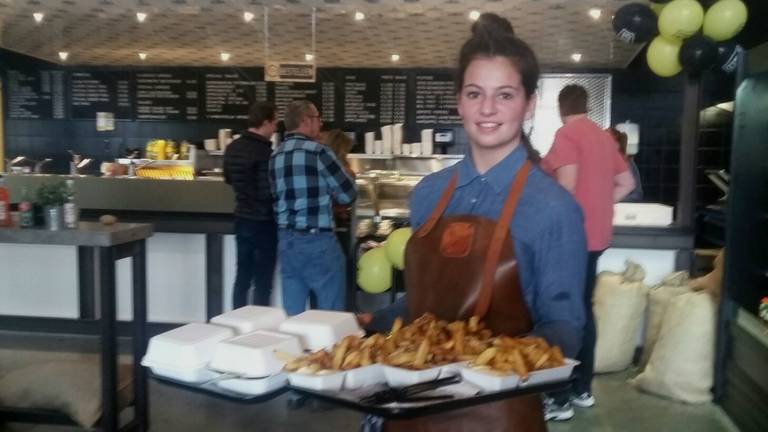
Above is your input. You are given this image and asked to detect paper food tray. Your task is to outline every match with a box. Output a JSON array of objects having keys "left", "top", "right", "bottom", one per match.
[
  {"left": 288, "top": 370, "right": 347, "bottom": 391},
  {"left": 216, "top": 373, "right": 288, "bottom": 396}
]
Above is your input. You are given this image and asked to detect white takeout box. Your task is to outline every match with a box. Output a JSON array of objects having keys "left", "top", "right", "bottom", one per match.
[
  {"left": 460, "top": 366, "right": 521, "bottom": 392},
  {"left": 210, "top": 305, "right": 287, "bottom": 335},
  {"left": 613, "top": 203, "right": 673, "bottom": 226},
  {"left": 216, "top": 373, "right": 288, "bottom": 396},
  {"left": 141, "top": 323, "right": 234, "bottom": 383},
  {"left": 519, "top": 359, "right": 579, "bottom": 387},
  {"left": 343, "top": 364, "right": 385, "bottom": 390},
  {"left": 288, "top": 370, "right": 346, "bottom": 392},
  {"left": 382, "top": 365, "right": 443, "bottom": 388},
  {"left": 208, "top": 330, "right": 302, "bottom": 378},
  {"left": 278, "top": 310, "right": 363, "bottom": 350}
]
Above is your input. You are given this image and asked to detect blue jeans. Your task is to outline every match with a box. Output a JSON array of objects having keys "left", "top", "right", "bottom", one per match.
[
  {"left": 233, "top": 219, "right": 277, "bottom": 309},
  {"left": 278, "top": 229, "right": 346, "bottom": 315}
]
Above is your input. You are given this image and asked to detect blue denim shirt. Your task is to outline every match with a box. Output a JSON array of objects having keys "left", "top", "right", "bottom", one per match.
[{"left": 369, "top": 145, "right": 587, "bottom": 357}]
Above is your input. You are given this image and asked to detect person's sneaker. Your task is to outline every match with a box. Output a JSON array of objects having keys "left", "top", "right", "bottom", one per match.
[
  {"left": 544, "top": 399, "right": 575, "bottom": 421},
  {"left": 570, "top": 392, "right": 596, "bottom": 408}
]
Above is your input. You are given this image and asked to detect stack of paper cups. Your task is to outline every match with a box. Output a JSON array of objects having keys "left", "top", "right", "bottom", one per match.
[
  {"left": 374, "top": 140, "right": 383, "bottom": 155},
  {"left": 421, "top": 129, "right": 434, "bottom": 155},
  {"left": 392, "top": 124, "right": 403, "bottom": 155},
  {"left": 218, "top": 129, "right": 232, "bottom": 150},
  {"left": 365, "top": 132, "right": 375, "bottom": 154},
  {"left": 381, "top": 125, "right": 393, "bottom": 155},
  {"left": 204, "top": 139, "right": 218, "bottom": 152},
  {"left": 410, "top": 142, "right": 422, "bottom": 156},
  {"left": 271, "top": 133, "right": 280, "bottom": 150},
  {"left": 401, "top": 143, "right": 411, "bottom": 155}
]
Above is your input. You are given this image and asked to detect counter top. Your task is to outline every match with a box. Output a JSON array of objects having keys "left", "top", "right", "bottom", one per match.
[{"left": 0, "top": 222, "right": 153, "bottom": 247}]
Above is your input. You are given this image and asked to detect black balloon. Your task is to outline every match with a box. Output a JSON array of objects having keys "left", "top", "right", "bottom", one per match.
[
  {"left": 716, "top": 41, "right": 744, "bottom": 74},
  {"left": 613, "top": 3, "right": 657, "bottom": 44},
  {"left": 680, "top": 35, "right": 718, "bottom": 75}
]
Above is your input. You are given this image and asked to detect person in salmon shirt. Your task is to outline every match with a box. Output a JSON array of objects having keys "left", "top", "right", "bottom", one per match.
[{"left": 540, "top": 84, "right": 635, "bottom": 420}]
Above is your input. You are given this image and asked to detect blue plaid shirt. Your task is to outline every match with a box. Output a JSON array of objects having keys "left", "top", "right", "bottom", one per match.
[{"left": 269, "top": 133, "right": 356, "bottom": 230}]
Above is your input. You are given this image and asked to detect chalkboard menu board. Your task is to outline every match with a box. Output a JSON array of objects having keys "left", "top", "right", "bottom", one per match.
[
  {"left": 69, "top": 71, "right": 132, "bottom": 119},
  {"left": 5, "top": 69, "right": 66, "bottom": 119},
  {"left": 273, "top": 81, "right": 338, "bottom": 124},
  {"left": 341, "top": 74, "right": 379, "bottom": 128},
  {"left": 379, "top": 74, "right": 408, "bottom": 125},
  {"left": 413, "top": 73, "right": 461, "bottom": 125},
  {"left": 203, "top": 71, "right": 267, "bottom": 120},
  {"left": 134, "top": 72, "right": 200, "bottom": 121}
]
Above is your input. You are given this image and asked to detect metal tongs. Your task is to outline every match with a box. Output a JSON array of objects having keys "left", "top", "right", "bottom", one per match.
[{"left": 360, "top": 375, "right": 461, "bottom": 405}]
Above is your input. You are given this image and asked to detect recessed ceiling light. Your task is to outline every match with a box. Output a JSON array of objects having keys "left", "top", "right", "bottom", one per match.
[
  {"left": 220, "top": 52, "right": 231, "bottom": 62},
  {"left": 391, "top": 53, "right": 400, "bottom": 62},
  {"left": 305, "top": 53, "right": 314, "bottom": 62},
  {"left": 571, "top": 53, "right": 582, "bottom": 63},
  {"left": 588, "top": 8, "right": 602, "bottom": 20},
  {"left": 33, "top": 12, "right": 45, "bottom": 23},
  {"left": 243, "top": 11, "right": 255, "bottom": 23},
  {"left": 136, "top": 12, "right": 148, "bottom": 23},
  {"left": 58, "top": 51, "right": 69, "bottom": 61},
  {"left": 468, "top": 10, "right": 481, "bottom": 21},
  {"left": 138, "top": 52, "right": 148, "bottom": 61},
  {"left": 354, "top": 11, "right": 365, "bottom": 21}
]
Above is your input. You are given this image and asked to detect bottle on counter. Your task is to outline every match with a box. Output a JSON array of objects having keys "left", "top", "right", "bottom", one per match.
[
  {"left": 63, "top": 179, "right": 79, "bottom": 229},
  {"left": 18, "top": 186, "right": 34, "bottom": 228},
  {"left": 0, "top": 177, "right": 10, "bottom": 227}
]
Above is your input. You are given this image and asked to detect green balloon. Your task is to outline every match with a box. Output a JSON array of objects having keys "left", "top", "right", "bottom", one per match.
[
  {"left": 659, "top": 0, "right": 704, "bottom": 39},
  {"left": 647, "top": 36, "right": 683, "bottom": 77},
  {"left": 385, "top": 227, "right": 413, "bottom": 270},
  {"left": 703, "top": 0, "right": 748, "bottom": 42},
  {"left": 357, "top": 248, "right": 393, "bottom": 294}
]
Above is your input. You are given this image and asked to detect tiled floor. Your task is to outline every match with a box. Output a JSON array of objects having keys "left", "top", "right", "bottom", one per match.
[{"left": 0, "top": 332, "right": 740, "bottom": 432}]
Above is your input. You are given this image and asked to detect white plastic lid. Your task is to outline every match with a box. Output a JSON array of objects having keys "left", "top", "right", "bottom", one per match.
[
  {"left": 209, "top": 330, "right": 302, "bottom": 377},
  {"left": 142, "top": 323, "right": 234, "bottom": 370},
  {"left": 209, "top": 305, "right": 287, "bottom": 335},
  {"left": 278, "top": 310, "right": 362, "bottom": 350}
]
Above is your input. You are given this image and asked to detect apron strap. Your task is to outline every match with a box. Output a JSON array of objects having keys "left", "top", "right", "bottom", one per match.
[
  {"left": 415, "top": 173, "right": 458, "bottom": 238},
  {"left": 474, "top": 160, "right": 531, "bottom": 318}
]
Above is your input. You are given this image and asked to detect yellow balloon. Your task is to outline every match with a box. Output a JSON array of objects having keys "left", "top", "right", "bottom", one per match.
[
  {"left": 647, "top": 36, "right": 683, "bottom": 77},
  {"left": 659, "top": 0, "right": 704, "bottom": 39},
  {"left": 650, "top": 2, "right": 666, "bottom": 16},
  {"left": 703, "top": 0, "right": 748, "bottom": 42},
  {"left": 385, "top": 227, "right": 412, "bottom": 270},
  {"left": 357, "top": 248, "right": 393, "bottom": 294}
]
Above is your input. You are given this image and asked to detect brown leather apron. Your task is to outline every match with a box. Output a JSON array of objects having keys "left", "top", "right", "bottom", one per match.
[{"left": 384, "top": 160, "right": 547, "bottom": 432}]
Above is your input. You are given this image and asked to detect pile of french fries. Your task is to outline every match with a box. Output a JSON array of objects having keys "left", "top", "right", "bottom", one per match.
[
  {"left": 470, "top": 336, "right": 565, "bottom": 379},
  {"left": 280, "top": 313, "right": 565, "bottom": 376}
]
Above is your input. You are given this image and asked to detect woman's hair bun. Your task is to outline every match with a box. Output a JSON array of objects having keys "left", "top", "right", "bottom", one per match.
[{"left": 471, "top": 13, "right": 515, "bottom": 38}]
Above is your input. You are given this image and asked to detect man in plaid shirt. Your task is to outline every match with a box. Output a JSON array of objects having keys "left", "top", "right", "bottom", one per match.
[{"left": 270, "top": 100, "right": 357, "bottom": 315}]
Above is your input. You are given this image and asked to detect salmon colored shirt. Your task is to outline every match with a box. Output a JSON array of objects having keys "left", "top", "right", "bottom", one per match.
[{"left": 542, "top": 117, "right": 629, "bottom": 251}]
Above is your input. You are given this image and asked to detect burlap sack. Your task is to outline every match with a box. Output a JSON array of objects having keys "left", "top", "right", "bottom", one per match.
[
  {"left": 594, "top": 261, "right": 649, "bottom": 373},
  {"left": 640, "top": 271, "right": 692, "bottom": 368},
  {"left": 631, "top": 291, "right": 717, "bottom": 403}
]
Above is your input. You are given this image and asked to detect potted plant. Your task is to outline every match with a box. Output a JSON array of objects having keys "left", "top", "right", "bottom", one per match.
[{"left": 36, "top": 181, "right": 68, "bottom": 230}]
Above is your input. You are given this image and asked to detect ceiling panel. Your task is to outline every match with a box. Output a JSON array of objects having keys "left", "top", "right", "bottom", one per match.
[{"left": 0, "top": 0, "right": 643, "bottom": 68}]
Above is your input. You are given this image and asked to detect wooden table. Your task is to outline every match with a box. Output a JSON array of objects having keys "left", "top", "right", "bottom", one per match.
[{"left": 0, "top": 222, "right": 153, "bottom": 432}]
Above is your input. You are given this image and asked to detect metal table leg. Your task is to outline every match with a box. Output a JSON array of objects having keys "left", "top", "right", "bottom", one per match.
[
  {"left": 99, "top": 246, "right": 119, "bottom": 432},
  {"left": 132, "top": 240, "right": 149, "bottom": 431}
]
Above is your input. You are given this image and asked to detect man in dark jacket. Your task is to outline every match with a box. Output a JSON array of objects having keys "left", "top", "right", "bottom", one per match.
[{"left": 224, "top": 101, "right": 278, "bottom": 308}]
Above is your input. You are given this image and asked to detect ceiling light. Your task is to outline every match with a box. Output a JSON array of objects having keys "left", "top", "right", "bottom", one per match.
[
  {"left": 243, "top": 11, "right": 255, "bottom": 23},
  {"left": 390, "top": 53, "right": 400, "bottom": 63},
  {"left": 33, "top": 12, "right": 45, "bottom": 23},
  {"left": 305, "top": 53, "right": 314, "bottom": 62},
  {"left": 138, "top": 52, "right": 147, "bottom": 61},
  {"left": 354, "top": 11, "right": 365, "bottom": 21},
  {"left": 588, "top": 8, "right": 602, "bottom": 20},
  {"left": 220, "top": 52, "right": 231, "bottom": 62},
  {"left": 571, "top": 53, "right": 582, "bottom": 63},
  {"left": 136, "top": 12, "right": 147, "bottom": 23},
  {"left": 468, "top": 10, "right": 481, "bottom": 21},
  {"left": 58, "top": 51, "right": 69, "bottom": 61}
]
